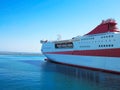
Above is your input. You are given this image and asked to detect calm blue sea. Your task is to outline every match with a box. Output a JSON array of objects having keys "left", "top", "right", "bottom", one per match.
[{"left": 0, "top": 55, "right": 120, "bottom": 90}]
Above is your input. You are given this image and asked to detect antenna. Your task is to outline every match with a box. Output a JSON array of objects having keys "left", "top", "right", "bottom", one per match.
[{"left": 57, "top": 34, "right": 62, "bottom": 41}]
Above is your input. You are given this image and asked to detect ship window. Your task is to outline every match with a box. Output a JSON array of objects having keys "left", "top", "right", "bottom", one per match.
[
  {"left": 55, "top": 42, "right": 73, "bottom": 49},
  {"left": 106, "top": 45, "right": 108, "bottom": 47}
]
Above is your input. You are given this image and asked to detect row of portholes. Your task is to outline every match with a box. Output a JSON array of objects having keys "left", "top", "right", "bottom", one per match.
[
  {"left": 80, "top": 39, "right": 115, "bottom": 43},
  {"left": 101, "top": 35, "right": 114, "bottom": 38},
  {"left": 81, "top": 37, "right": 94, "bottom": 41},
  {"left": 81, "top": 35, "right": 114, "bottom": 41},
  {"left": 98, "top": 44, "right": 114, "bottom": 47},
  {"left": 79, "top": 46, "right": 90, "bottom": 48}
]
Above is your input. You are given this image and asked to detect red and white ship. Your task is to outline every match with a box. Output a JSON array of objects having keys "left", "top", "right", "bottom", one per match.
[{"left": 41, "top": 19, "right": 120, "bottom": 74}]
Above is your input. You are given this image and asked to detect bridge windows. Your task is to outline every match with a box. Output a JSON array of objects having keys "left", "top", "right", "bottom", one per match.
[{"left": 55, "top": 42, "right": 73, "bottom": 49}]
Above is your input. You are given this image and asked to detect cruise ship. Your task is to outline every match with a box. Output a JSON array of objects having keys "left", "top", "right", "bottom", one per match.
[{"left": 41, "top": 19, "right": 120, "bottom": 74}]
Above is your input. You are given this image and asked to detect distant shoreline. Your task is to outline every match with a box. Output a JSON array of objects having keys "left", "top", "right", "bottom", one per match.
[{"left": 0, "top": 51, "right": 42, "bottom": 56}]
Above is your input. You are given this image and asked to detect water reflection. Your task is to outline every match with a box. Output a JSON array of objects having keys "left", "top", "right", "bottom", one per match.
[{"left": 46, "top": 61, "right": 120, "bottom": 90}]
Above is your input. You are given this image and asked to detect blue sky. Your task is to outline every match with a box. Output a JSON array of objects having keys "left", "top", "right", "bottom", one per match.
[{"left": 0, "top": 0, "right": 120, "bottom": 52}]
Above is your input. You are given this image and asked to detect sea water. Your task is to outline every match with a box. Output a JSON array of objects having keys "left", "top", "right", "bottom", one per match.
[{"left": 0, "top": 55, "right": 120, "bottom": 90}]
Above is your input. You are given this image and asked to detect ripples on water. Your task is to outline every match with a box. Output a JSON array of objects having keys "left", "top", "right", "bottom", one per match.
[{"left": 0, "top": 55, "right": 120, "bottom": 90}]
